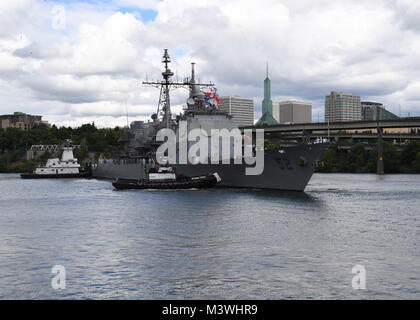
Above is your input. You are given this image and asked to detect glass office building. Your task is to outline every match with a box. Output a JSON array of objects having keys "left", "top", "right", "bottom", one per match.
[
  {"left": 361, "top": 101, "right": 399, "bottom": 121},
  {"left": 325, "top": 91, "right": 361, "bottom": 122}
]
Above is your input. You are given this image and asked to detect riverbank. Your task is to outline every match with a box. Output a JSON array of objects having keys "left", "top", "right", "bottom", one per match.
[
  {"left": 317, "top": 141, "right": 420, "bottom": 174},
  {"left": 0, "top": 124, "right": 122, "bottom": 173},
  {"left": 2, "top": 124, "right": 420, "bottom": 174}
]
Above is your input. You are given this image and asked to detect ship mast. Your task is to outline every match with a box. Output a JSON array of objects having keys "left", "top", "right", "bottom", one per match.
[
  {"left": 142, "top": 49, "right": 214, "bottom": 128},
  {"left": 161, "top": 49, "right": 174, "bottom": 128}
]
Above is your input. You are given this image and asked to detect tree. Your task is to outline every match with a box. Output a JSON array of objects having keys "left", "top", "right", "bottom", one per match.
[
  {"left": 412, "top": 152, "right": 420, "bottom": 173},
  {"left": 73, "top": 138, "right": 88, "bottom": 162},
  {"left": 400, "top": 141, "right": 420, "bottom": 172},
  {"left": 383, "top": 142, "right": 401, "bottom": 173},
  {"left": 349, "top": 143, "right": 367, "bottom": 172},
  {"left": 401, "top": 141, "right": 420, "bottom": 166}
]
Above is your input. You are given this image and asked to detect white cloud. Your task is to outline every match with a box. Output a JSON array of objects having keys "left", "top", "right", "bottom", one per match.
[
  {"left": 391, "top": 0, "right": 420, "bottom": 32},
  {"left": 0, "top": 0, "right": 420, "bottom": 127},
  {"left": 46, "top": 12, "right": 146, "bottom": 76}
]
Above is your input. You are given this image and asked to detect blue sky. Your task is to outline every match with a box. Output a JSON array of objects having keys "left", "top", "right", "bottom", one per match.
[{"left": 50, "top": 0, "right": 158, "bottom": 23}]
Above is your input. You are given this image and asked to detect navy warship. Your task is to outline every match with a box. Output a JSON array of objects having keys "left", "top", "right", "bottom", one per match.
[{"left": 92, "top": 49, "right": 328, "bottom": 191}]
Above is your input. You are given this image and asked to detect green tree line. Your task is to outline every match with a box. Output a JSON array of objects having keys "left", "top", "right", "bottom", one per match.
[
  {"left": 0, "top": 123, "right": 123, "bottom": 173},
  {"left": 2, "top": 123, "right": 420, "bottom": 173},
  {"left": 317, "top": 141, "right": 420, "bottom": 173}
]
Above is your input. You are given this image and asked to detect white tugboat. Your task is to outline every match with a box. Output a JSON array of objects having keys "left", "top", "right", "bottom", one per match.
[{"left": 20, "top": 140, "right": 91, "bottom": 179}]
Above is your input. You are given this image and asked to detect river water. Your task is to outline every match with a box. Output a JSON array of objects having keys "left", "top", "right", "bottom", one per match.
[{"left": 0, "top": 173, "right": 418, "bottom": 299}]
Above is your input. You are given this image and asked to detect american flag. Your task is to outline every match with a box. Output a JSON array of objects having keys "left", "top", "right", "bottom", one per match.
[
  {"left": 202, "top": 88, "right": 220, "bottom": 108},
  {"left": 210, "top": 87, "right": 220, "bottom": 108}
]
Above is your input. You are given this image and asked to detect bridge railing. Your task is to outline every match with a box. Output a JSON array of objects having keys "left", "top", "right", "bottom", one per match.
[{"left": 29, "top": 145, "right": 80, "bottom": 152}]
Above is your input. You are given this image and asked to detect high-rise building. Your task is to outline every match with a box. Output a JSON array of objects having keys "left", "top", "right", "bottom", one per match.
[
  {"left": 0, "top": 112, "right": 49, "bottom": 130},
  {"left": 219, "top": 96, "right": 254, "bottom": 127},
  {"left": 325, "top": 91, "right": 361, "bottom": 122},
  {"left": 273, "top": 100, "right": 312, "bottom": 124},
  {"left": 361, "top": 101, "right": 399, "bottom": 121}
]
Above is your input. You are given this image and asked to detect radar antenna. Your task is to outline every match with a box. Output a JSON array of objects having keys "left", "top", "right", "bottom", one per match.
[{"left": 142, "top": 49, "right": 214, "bottom": 128}]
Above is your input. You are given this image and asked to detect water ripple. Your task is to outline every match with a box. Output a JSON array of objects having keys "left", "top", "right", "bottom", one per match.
[{"left": 0, "top": 173, "right": 419, "bottom": 299}]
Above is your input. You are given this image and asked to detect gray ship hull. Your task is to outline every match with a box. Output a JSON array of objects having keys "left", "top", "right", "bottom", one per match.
[{"left": 92, "top": 143, "right": 328, "bottom": 191}]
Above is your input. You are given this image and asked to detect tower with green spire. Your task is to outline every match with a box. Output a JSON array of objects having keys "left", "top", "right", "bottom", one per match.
[{"left": 256, "top": 62, "right": 278, "bottom": 126}]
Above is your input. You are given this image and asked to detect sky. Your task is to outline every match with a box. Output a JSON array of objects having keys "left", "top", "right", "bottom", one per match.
[{"left": 1, "top": 0, "right": 420, "bottom": 127}]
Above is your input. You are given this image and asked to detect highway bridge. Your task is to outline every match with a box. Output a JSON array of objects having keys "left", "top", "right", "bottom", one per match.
[
  {"left": 240, "top": 117, "right": 420, "bottom": 174},
  {"left": 240, "top": 117, "right": 420, "bottom": 133},
  {"left": 274, "top": 132, "right": 420, "bottom": 139}
]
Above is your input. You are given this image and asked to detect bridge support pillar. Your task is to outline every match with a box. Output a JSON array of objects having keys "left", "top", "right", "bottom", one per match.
[
  {"left": 377, "top": 127, "right": 384, "bottom": 175},
  {"left": 302, "top": 130, "right": 311, "bottom": 144}
]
